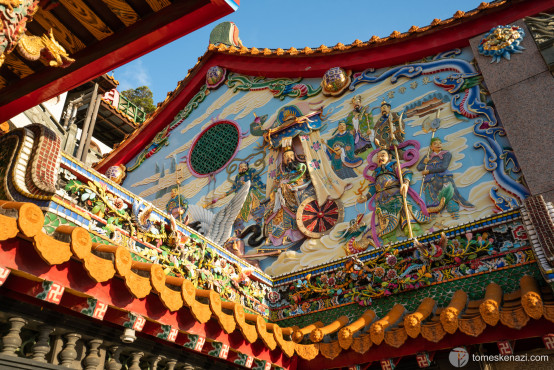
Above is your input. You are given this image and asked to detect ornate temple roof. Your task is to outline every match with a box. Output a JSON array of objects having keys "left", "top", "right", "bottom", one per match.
[
  {"left": 0, "top": 200, "right": 291, "bottom": 367},
  {"left": 2, "top": 200, "right": 554, "bottom": 368},
  {"left": 96, "top": 0, "right": 554, "bottom": 172}
]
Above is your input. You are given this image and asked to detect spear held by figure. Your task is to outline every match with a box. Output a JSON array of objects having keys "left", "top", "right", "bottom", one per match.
[{"left": 382, "top": 111, "right": 414, "bottom": 239}]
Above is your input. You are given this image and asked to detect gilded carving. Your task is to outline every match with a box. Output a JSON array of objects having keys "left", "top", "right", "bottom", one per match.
[
  {"left": 500, "top": 307, "right": 530, "bottom": 330},
  {"left": 370, "top": 304, "right": 405, "bottom": 345},
  {"left": 440, "top": 290, "right": 467, "bottom": 334},
  {"left": 319, "top": 341, "right": 341, "bottom": 360},
  {"left": 421, "top": 322, "right": 446, "bottom": 343},
  {"left": 458, "top": 316, "right": 486, "bottom": 337},
  {"left": 294, "top": 343, "right": 319, "bottom": 360},
  {"left": 17, "top": 29, "right": 74, "bottom": 67},
  {"left": 321, "top": 67, "right": 351, "bottom": 96},
  {"left": 404, "top": 297, "right": 435, "bottom": 338},
  {"left": 520, "top": 275, "right": 543, "bottom": 320},
  {"left": 478, "top": 25, "right": 525, "bottom": 63},
  {"left": 0, "top": 1, "right": 23, "bottom": 9},
  {"left": 351, "top": 334, "right": 372, "bottom": 354},
  {"left": 384, "top": 327, "right": 408, "bottom": 348},
  {"left": 0, "top": 0, "right": 39, "bottom": 67},
  {"left": 479, "top": 282, "right": 502, "bottom": 326},
  {"left": 272, "top": 325, "right": 295, "bottom": 358}
]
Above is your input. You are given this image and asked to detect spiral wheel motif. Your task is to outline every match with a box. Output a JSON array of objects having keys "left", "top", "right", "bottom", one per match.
[{"left": 296, "top": 197, "right": 344, "bottom": 238}]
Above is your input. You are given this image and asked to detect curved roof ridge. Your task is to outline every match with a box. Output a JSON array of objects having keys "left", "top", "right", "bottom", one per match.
[
  {"left": 97, "top": 0, "right": 553, "bottom": 172},
  {"left": 207, "top": 0, "right": 506, "bottom": 57},
  {"left": 148, "top": 0, "right": 508, "bottom": 118}
]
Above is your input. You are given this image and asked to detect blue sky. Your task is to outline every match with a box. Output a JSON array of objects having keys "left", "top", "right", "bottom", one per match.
[{"left": 114, "top": 0, "right": 485, "bottom": 104}]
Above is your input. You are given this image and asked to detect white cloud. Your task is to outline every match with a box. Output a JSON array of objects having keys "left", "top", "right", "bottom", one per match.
[{"left": 116, "top": 60, "right": 152, "bottom": 91}]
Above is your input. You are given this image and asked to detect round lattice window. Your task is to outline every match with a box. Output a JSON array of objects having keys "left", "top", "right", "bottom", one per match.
[{"left": 188, "top": 121, "right": 240, "bottom": 177}]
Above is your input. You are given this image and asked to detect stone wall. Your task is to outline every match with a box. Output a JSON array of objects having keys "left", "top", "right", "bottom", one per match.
[{"left": 470, "top": 20, "right": 554, "bottom": 202}]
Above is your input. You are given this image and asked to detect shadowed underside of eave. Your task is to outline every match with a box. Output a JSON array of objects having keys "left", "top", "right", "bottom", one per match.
[{"left": 0, "top": 0, "right": 238, "bottom": 122}]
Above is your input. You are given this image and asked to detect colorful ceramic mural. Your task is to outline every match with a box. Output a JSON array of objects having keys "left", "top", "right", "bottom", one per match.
[{"left": 121, "top": 48, "right": 528, "bottom": 276}]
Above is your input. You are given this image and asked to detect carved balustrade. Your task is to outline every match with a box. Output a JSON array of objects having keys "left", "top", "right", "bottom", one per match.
[{"left": 0, "top": 314, "right": 210, "bottom": 369}]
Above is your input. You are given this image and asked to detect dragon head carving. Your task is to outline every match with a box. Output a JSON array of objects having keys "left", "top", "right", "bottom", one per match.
[
  {"left": 40, "top": 29, "right": 74, "bottom": 67},
  {"left": 16, "top": 28, "right": 74, "bottom": 68}
]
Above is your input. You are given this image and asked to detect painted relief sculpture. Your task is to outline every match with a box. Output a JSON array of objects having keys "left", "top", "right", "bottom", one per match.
[
  {"left": 120, "top": 46, "right": 530, "bottom": 275},
  {"left": 213, "top": 161, "right": 266, "bottom": 232},
  {"left": 264, "top": 147, "right": 312, "bottom": 246},
  {"left": 351, "top": 55, "right": 529, "bottom": 211},
  {"left": 359, "top": 149, "right": 430, "bottom": 246},
  {"left": 226, "top": 74, "right": 321, "bottom": 100},
  {"left": 104, "top": 164, "right": 127, "bottom": 185},
  {"left": 223, "top": 230, "right": 265, "bottom": 269},
  {"left": 0, "top": 1, "right": 73, "bottom": 68},
  {"left": 373, "top": 100, "right": 404, "bottom": 149},
  {"left": 133, "top": 200, "right": 163, "bottom": 240},
  {"left": 344, "top": 95, "right": 374, "bottom": 154},
  {"left": 326, "top": 121, "right": 363, "bottom": 179},
  {"left": 262, "top": 105, "right": 350, "bottom": 247},
  {"left": 127, "top": 85, "right": 209, "bottom": 172},
  {"left": 165, "top": 187, "right": 189, "bottom": 223},
  {"left": 321, "top": 67, "right": 351, "bottom": 96},
  {"left": 188, "top": 181, "right": 251, "bottom": 246},
  {"left": 417, "top": 137, "right": 474, "bottom": 217}
]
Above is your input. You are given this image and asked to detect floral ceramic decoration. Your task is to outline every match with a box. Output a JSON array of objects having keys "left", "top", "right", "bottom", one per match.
[
  {"left": 206, "top": 66, "right": 227, "bottom": 89},
  {"left": 478, "top": 25, "right": 525, "bottom": 62}
]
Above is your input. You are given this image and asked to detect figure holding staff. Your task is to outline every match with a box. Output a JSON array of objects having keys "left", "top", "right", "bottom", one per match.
[{"left": 357, "top": 101, "right": 431, "bottom": 246}]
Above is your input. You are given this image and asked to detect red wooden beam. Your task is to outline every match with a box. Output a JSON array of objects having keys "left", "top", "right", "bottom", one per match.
[{"left": 97, "top": 0, "right": 554, "bottom": 172}]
